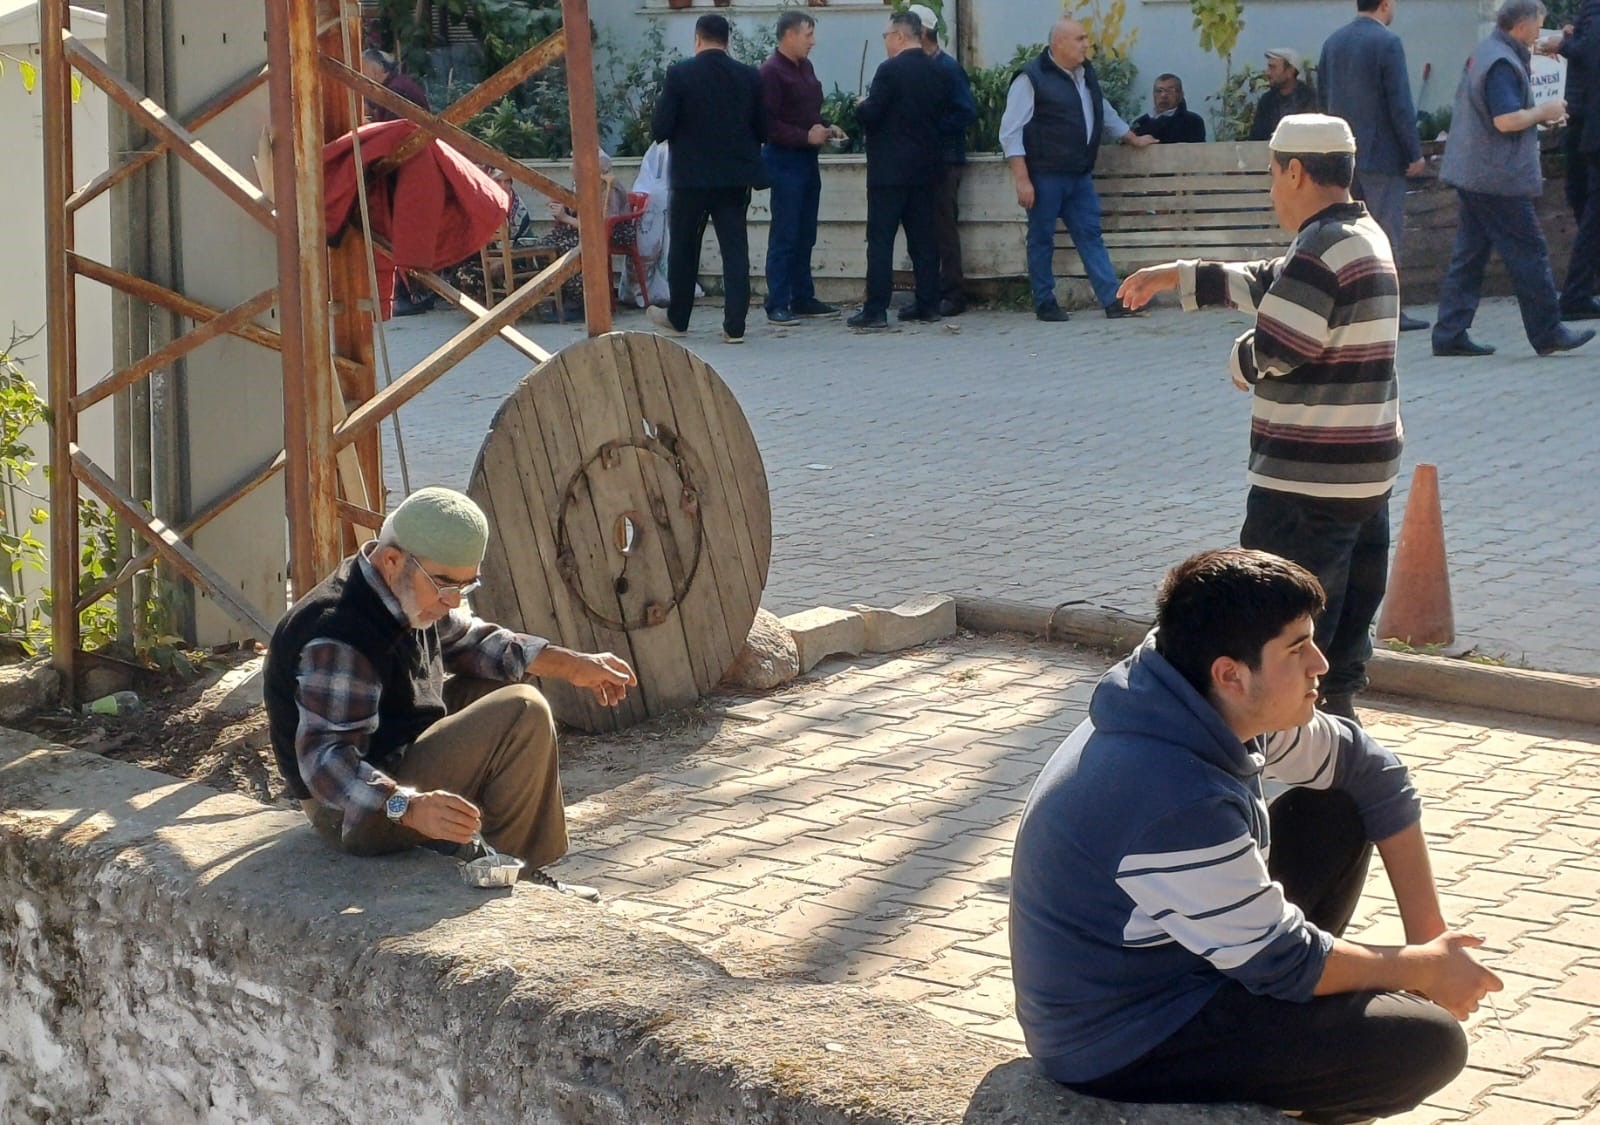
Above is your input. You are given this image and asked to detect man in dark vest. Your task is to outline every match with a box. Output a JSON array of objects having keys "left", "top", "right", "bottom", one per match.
[
  {"left": 1000, "top": 16, "right": 1157, "bottom": 323},
  {"left": 1431, "top": 0, "right": 1596, "bottom": 358},
  {"left": 1131, "top": 74, "right": 1207, "bottom": 144},
  {"left": 264, "top": 487, "right": 635, "bottom": 897},
  {"left": 1319, "top": 0, "right": 1430, "bottom": 331},
  {"left": 848, "top": 9, "right": 946, "bottom": 330},
  {"left": 648, "top": 14, "right": 767, "bottom": 344}
]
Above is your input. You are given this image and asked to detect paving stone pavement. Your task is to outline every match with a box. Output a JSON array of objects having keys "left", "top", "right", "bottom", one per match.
[
  {"left": 379, "top": 295, "right": 1600, "bottom": 676},
  {"left": 551, "top": 635, "right": 1600, "bottom": 1124}
]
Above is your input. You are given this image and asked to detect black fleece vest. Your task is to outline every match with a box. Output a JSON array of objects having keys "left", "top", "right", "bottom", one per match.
[
  {"left": 264, "top": 556, "right": 446, "bottom": 800},
  {"left": 1021, "top": 51, "right": 1105, "bottom": 177}
]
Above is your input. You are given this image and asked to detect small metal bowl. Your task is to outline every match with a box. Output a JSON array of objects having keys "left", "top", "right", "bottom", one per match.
[{"left": 459, "top": 853, "right": 525, "bottom": 888}]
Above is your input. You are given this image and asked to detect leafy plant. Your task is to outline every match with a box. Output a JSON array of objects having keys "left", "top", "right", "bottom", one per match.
[
  {"left": 1417, "top": 106, "right": 1452, "bottom": 142},
  {"left": 1189, "top": 0, "right": 1245, "bottom": 61},
  {"left": 1207, "top": 62, "right": 1265, "bottom": 141},
  {"left": 821, "top": 85, "right": 862, "bottom": 154},
  {"left": 600, "top": 21, "right": 685, "bottom": 157},
  {"left": 1073, "top": 0, "right": 1139, "bottom": 62}
]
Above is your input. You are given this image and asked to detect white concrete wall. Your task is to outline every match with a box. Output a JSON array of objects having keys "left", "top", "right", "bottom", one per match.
[{"left": 0, "top": 7, "right": 116, "bottom": 614}]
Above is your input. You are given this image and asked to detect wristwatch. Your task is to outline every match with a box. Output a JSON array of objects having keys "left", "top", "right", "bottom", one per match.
[{"left": 385, "top": 787, "right": 417, "bottom": 823}]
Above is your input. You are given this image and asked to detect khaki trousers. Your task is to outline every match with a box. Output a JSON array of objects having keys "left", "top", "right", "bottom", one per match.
[{"left": 302, "top": 677, "right": 569, "bottom": 869}]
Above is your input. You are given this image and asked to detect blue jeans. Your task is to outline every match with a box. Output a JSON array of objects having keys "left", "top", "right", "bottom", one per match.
[
  {"left": 763, "top": 145, "right": 821, "bottom": 313},
  {"left": 1240, "top": 487, "right": 1391, "bottom": 698},
  {"left": 1433, "top": 189, "right": 1563, "bottom": 351},
  {"left": 1026, "top": 172, "right": 1119, "bottom": 309}
]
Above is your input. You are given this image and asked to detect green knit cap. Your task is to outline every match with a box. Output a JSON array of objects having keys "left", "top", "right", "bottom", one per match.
[{"left": 386, "top": 487, "right": 488, "bottom": 568}]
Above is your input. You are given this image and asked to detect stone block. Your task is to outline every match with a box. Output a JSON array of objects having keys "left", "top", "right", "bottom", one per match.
[
  {"left": 196, "top": 656, "right": 266, "bottom": 721},
  {"left": 0, "top": 658, "right": 62, "bottom": 722},
  {"left": 721, "top": 608, "right": 800, "bottom": 690},
  {"left": 780, "top": 606, "right": 866, "bottom": 674},
  {"left": 850, "top": 594, "right": 957, "bottom": 654}
]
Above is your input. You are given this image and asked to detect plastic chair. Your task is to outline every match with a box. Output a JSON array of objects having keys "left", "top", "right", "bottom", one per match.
[{"left": 607, "top": 190, "right": 650, "bottom": 306}]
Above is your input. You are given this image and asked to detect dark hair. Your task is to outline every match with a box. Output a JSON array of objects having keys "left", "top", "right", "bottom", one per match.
[
  {"left": 695, "top": 14, "right": 731, "bottom": 45},
  {"left": 362, "top": 48, "right": 396, "bottom": 75},
  {"left": 889, "top": 11, "right": 923, "bottom": 38},
  {"left": 1355, "top": 0, "right": 1384, "bottom": 11},
  {"left": 1272, "top": 149, "right": 1355, "bottom": 189},
  {"left": 776, "top": 10, "right": 815, "bottom": 39},
  {"left": 1154, "top": 549, "right": 1325, "bottom": 699},
  {"left": 1155, "top": 72, "right": 1184, "bottom": 95}
]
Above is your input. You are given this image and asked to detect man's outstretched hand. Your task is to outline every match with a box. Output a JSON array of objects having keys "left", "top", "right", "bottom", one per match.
[
  {"left": 531, "top": 645, "right": 638, "bottom": 707},
  {"left": 1116, "top": 264, "right": 1179, "bottom": 311}
]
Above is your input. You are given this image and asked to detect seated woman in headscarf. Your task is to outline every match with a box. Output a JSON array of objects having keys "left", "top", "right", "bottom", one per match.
[{"left": 520, "top": 150, "right": 638, "bottom": 318}]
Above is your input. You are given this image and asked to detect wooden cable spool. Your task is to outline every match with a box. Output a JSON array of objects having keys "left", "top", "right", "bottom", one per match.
[{"left": 467, "top": 331, "right": 771, "bottom": 732}]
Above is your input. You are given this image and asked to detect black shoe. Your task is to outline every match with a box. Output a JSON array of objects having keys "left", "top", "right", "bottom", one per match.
[
  {"left": 766, "top": 307, "right": 797, "bottom": 325},
  {"left": 1433, "top": 335, "right": 1495, "bottom": 357},
  {"left": 1536, "top": 325, "right": 1596, "bottom": 356},
  {"left": 896, "top": 303, "right": 939, "bottom": 322},
  {"left": 1558, "top": 297, "right": 1600, "bottom": 321},
  {"left": 1104, "top": 298, "right": 1145, "bottom": 319},
  {"left": 792, "top": 299, "right": 840, "bottom": 318},
  {"left": 1317, "top": 693, "right": 1362, "bottom": 726},
  {"left": 1398, "top": 311, "right": 1431, "bottom": 332},
  {"left": 524, "top": 866, "right": 601, "bottom": 902},
  {"left": 1036, "top": 301, "right": 1070, "bottom": 322},
  {"left": 392, "top": 291, "right": 434, "bottom": 317},
  {"left": 938, "top": 297, "right": 967, "bottom": 317},
  {"left": 846, "top": 309, "right": 888, "bottom": 330}
]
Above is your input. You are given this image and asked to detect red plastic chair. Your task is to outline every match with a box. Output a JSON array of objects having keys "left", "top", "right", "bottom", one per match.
[{"left": 607, "top": 190, "right": 650, "bottom": 306}]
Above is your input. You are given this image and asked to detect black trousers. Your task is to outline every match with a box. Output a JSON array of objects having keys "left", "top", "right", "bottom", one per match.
[
  {"left": 1562, "top": 148, "right": 1600, "bottom": 308},
  {"left": 931, "top": 163, "right": 965, "bottom": 304},
  {"left": 667, "top": 185, "right": 751, "bottom": 336},
  {"left": 863, "top": 184, "right": 939, "bottom": 317},
  {"left": 1069, "top": 789, "right": 1468, "bottom": 1125}
]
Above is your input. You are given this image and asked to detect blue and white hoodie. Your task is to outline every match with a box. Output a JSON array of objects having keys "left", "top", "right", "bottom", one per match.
[{"left": 1009, "top": 636, "right": 1420, "bottom": 1083}]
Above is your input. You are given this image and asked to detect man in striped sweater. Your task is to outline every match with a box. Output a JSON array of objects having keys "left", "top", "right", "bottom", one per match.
[
  {"left": 1119, "top": 114, "right": 1401, "bottom": 725},
  {"left": 1010, "top": 548, "right": 1500, "bottom": 1121}
]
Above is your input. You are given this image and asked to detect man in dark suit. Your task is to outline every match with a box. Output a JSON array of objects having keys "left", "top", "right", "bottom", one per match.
[
  {"left": 848, "top": 10, "right": 946, "bottom": 330},
  {"left": 1558, "top": 0, "right": 1600, "bottom": 318},
  {"left": 1319, "top": 0, "right": 1431, "bottom": 331},
  {"left": 1131, "top": 74, "right": 1207, "bottom": 144},
  {"left": 649, "top": 15, "right": 767, "bottom": 344}
]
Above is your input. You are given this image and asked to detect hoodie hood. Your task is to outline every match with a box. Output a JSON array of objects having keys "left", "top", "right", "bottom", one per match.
[{"left": 1088, "top": 635, "right": 1262, "bottom": 780}]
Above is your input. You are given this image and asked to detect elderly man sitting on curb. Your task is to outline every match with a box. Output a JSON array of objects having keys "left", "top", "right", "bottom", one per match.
[
  {"left": 264, "top": 487, "right": 635, "bottom": 898},
  {"left": 1011, "top": 548, "right": 1501, "bottom": 1123}
]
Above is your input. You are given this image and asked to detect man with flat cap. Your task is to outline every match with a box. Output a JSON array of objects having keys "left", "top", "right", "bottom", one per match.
[
  {"left": 1117, "top": 115, "right": 1401, "bottom": 724},
  {"left": 264, "top": 486, "right": 636, "bottom": 897},
  {"left": 1248, "top": 48, "right": 1318, "bottom": 142}
]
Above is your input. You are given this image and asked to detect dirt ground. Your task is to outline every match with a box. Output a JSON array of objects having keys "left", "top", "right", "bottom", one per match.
[{"left": 13, "top": 646, "right": 806, "bottom": 817}]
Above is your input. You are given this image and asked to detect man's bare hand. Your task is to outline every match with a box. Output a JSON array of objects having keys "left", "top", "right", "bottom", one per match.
[
  {"left": 807, "top": 123, "right": 830, "bottom": 146},
  {"left": 532, "top": 645, "right": 637, "bottom": 707},
  {"left": 1415, "top": 932, "right": 1504, "bottom": 1020},
  {"left": 1014, "top": 176, "right": 1036, "bottom": 210},
  {"left": 1538, "top": 98, "right": 1569, "bottom": 125},
  {"left": 1405, "top": 158, "right": 1427, "bottom": 177},
  {"left": 401, "top": 790, "right": 481, "bottom": 844},
  {"left": 1116, "top": 264, "right": 1179, "bottom": 311},
  {"left": 1123, "top": 132, "right": 1158, "bottom": 148}
]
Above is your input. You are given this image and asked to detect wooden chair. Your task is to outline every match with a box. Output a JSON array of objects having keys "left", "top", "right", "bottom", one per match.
[
  {"left": 478, "top": 221, "right": 562, "bottom": 316},
  {"left": 607, "top": 190, "right": 650, "bottom": 306}
]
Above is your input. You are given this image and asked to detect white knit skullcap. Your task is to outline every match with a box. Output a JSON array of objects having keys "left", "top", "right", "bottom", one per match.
[{"left": 1269, "top": 113, "right": 1357, "bottom": 155}]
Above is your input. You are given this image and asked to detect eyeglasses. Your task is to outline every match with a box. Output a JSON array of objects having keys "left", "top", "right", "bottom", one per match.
[{"left": 407, "top": 554, "right": 482, "bottom": 600}]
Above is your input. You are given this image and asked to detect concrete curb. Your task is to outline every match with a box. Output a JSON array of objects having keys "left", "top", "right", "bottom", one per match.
[{"left": 953, "top": 596, "right": 1600, "bottom": 727}]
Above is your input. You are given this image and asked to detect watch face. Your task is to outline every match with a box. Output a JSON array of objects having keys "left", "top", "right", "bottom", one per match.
[{"left": 386, "top": 791, "right": 409, "bottom": 820}]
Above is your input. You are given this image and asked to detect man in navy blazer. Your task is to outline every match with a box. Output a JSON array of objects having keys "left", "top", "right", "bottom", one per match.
[
  {"left": 848, "top": 10, "right": 947, "bottom": 330},
  {"left": 649, "top": 15, "right": 767, "bottom": 343},
  {"left": 1319, "top": 0, "right": 1431, "bottom": 331}
]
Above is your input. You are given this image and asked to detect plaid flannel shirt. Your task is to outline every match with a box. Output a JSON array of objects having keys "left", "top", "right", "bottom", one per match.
[{"left": 294, "top": 552, "right": 546, "bottom": 838}]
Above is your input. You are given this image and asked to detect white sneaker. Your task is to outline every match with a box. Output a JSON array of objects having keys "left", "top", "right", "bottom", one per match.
[{"left": 647, "top": 305, "right": 685, "bottom": 337}]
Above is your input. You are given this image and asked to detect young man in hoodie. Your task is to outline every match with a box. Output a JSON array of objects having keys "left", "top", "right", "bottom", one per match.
[{"left": 1010, "top": 548, "right": 1501, "bottom": 1123}]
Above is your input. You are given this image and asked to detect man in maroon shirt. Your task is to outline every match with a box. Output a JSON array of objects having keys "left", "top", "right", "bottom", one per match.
[{"left": 760, "top": 11, "right": 847, "bottom": 324}]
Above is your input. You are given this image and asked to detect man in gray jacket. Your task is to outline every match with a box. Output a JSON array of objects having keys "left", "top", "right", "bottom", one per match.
[
  {"left": 1432, "top": 0, "right": 1595, "bottom": 357},
  {"left": 1318, "top": 0, "right": 1430, "bottom": 331}
]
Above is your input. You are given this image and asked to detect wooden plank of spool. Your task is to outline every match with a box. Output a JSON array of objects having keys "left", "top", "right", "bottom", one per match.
[{"left": 469, "top": 333, "right": 769, "bottom": 731}]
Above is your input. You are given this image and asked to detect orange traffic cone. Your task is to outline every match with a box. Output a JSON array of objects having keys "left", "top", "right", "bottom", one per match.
[{"left": 1377, "top": 463, "right": 1455, "bottom": 648}]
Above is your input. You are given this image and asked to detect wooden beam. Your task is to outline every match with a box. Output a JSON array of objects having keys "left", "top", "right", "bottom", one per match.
[
  {"left": 41, "top": 0, "right": 79, "bottom": 689},
  {"left": 374, "top": 29, "right": 568, "bottom": 176},
  {"left": 335, "top": 248, "right": 581, "bottom": 449},
  {"left": 560, "top": 0, "right": 612, "bottom": 335},
  {"left": 72, "top": 287, "right": 277, "bottom": 412},
  {"left": 404, "top": 269, "right": 552, "bottom": 365},
  {"left": 319, "top": 56, "right": 579, "bottom": 210},
  {"left": 70, "top": 253, "right": 364, "bottom": 383},
  {"left": 71, "top": 447, "right": 274, "bottom": 641},
  {"left": 64, "top": 33, "right": 276, "bottom": 231},
  {"left": 267, "top": 0, "right": 343, "bottom": 596},
  {"left": 66, "top": 63, "right": 270, "bottom": 214},
  {"left": 337, "top": 499, "right": 384, "bottom": 530}
]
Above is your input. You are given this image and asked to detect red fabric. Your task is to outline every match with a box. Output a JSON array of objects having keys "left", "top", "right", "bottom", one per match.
[{"left": 323, "top": 119, "right": 509, "bottom": 273}]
